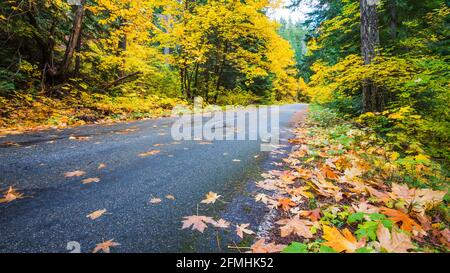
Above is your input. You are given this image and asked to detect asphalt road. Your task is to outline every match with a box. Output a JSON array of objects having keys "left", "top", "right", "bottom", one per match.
[{"left": 0, "top": 104, "right": 307, "bottom": 253}]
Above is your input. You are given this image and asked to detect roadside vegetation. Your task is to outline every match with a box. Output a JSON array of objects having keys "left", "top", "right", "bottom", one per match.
[
  {"left": 250, "top": 106, "right": 449, "bottom": 253},
  {"left": 247, "top": 0, "right": 450, "bottom": 253}
]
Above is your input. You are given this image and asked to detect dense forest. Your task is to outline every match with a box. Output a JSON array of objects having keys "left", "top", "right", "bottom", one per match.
[
  {"left": 0, "top": 0, "right": 301, "bottom": 130},
  {"left": 291, "top": 0, "right": 449, "bottom": 166}
]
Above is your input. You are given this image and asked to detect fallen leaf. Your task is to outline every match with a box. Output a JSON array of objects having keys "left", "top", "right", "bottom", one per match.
[
  {"left": 0, "top": 186, "right": 24, "bottom": 203},
  {"left": 433, "top": 228, "right": 450, "bottom": 247},
  {"left": 321, "top": 165, "right": 339, "bottom": 180},
  {"left": 98, "top": 163, "right": 106, "bottom": 169},
  {"left": 380, "top": 207, "right": 424, "bottom": 234},
  {"left": 366, "top": 186, "right": 391, "bottom": 203},
  {"left": 376, "top": 224, "right": 415, "bottom": 253},
  {"left": 64, "top": 170, "right": 86, "bottom": 177},
  {"left": 276, "top": 215, "right": 314, "bottom": 238},
  {"left": 352, "top": 201, "right": 380, "bottom": 214},
  {"left": 150, "top": 198, "right": 162, "bottom": 204},
  {"left": 294, "top": 167, "right": 313, "bottom": 179},
  {"left": 299, "top": 208, "right": 322, "bottom": 222},
  {"left": 1, "top": 141, "right": 20, "bottom": 147},
  {"left": 254, "top": 193, "right": 271, "bottom": 204},
  {"left": 251, "top": 239, "right": 286, "bottom": 253},
  {"left": 69, "top": 136, "right": 91, "bottom": 141},
  {"left": 201, "top": 191, "right": 221, "bottom": 204},
  {"left": 87, "top": 209, "right": 107, "bottom": 220},
  {"left": 92, "top": 239, "right": 120, "bottom": 253},
  {"left": 288, "top": 186, "right": 314, "bottom": 199},
  {"left": 277, "top": 197, "right": 296, "bottom": 211},
  {"left": 322, "top": 225, "right": 366, "bottom": 253},
  {"left": 211, "top": 219, "right": 230, "bottom": 229},
  {"left": 116, "top": 128, "right": 137, "bottom": 135},
  {"left": 138, "top": 150, "right": 160, "bottom": 157},
  {"left": 236, "top": 223, "right": 254, "bottom": 238},
  {"left": 82, "top": 177, "right": 100, "bottom": 184},
  {"left": 181, "top": 215, "right": 215, "bottom": 233},
  {"left": 165, "top": 194, "right": 175, "bottom": 200}
]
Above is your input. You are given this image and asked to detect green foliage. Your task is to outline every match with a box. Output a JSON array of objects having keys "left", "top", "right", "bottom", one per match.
[
  {"left": 318, "top": 245, "right": 338, "bottom": 253},
  {"left": 299, "top": 1, "right": 450, "bottom": 170},
  {"left": 347, "top": 213, "right": 394, "bottom": 241},
  {"left": 282, "top": 242, "right": 309, "bottom": 253}
]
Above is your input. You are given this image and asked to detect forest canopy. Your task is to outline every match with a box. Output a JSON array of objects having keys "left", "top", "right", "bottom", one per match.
[{"left": 295, "top": 0, "right": 449, "bottom": 164}]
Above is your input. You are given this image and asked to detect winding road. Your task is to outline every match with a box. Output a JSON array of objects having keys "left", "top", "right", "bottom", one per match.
[{"left": 0, "top": 104, "right": 306, "bottom": 253}]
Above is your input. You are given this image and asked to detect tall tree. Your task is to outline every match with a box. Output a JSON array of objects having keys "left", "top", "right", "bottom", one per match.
[{"left": 360, "top": 0, "right": 382, "bottom": 112}]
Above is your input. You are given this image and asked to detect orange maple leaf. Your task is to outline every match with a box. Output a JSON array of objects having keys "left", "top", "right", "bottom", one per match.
[
  {"left": 299, "top": 208, "right": 322, "bottom": 222},
  {"left": 322, "top": 225, "right": 366, "bottom": 253},
  {"left": 92, "top": 239, "right": 120, "bottom": 253},
  {"left": 380, "top": 207, "right": 424, "bottom": 234},
  {"left": 277, "top": 197, "right": 296, "bottom": 211},
  {"left": 321, "top": 165, "right": 339, "bottom": 180}
]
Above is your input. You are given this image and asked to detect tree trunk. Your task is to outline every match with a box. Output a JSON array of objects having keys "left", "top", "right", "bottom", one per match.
[
  {"left": 117, "top": 30, "right": 127, "bottom": 77},
  {"left": 59, "top": 1, "right": 85, "bottom": 76},
  {"left": 360, "top": 0, "right": 381, "bottom": 112},
  {"left": 74, "top": 26, "right": 83, "bottom": 75}
]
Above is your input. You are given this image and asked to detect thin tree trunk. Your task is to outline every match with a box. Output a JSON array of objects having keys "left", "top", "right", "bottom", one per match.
[
  {"left": 118, "top": 32, "right": 127, "bottom": 77},
  {"left": 360, "top": 0, "right": 381, "bottom": 112},
  {"left": 59, "top": 1, "right": 85, "bottom": 76},
  {"left": 74, "top": 26, "right": 83, "bottom": 75}
]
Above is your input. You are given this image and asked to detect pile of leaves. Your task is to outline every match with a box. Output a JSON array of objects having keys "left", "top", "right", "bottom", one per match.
[{"left": 246, "top": 106, "right": 449, "bottom": 253}]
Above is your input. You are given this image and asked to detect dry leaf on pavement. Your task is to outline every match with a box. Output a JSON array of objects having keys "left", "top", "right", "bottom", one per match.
[
  {"left": 201, "top": 191, "right": 221, "bottom": 204},
  {"left": 236, "top": 223, "right": 254, "bottom": 238},
  {"left": 92, "top": 239, "right": 120, "bottom": 253},
  {"left": 165, "top": 194, "right": 175, "bottom": 200},
  {"left": 150, "top": 198, "right": 162, "bottom": 204},
  {"left": 87, "top": 209, "right": 107, "bottom": 220},
  {"left": 211, "top": 219, "right": 230, "bottom": 229},
  {"left": 0, "top": 186, "right": 24, "bottom": 203},
  {"left": 138, "top": 149, "right": 160, "bottom": 157},
  {"left": 82, "top": 177, "right": 100, "bottom": 184},
  {"left": 181, "top": 215, "right": 215, "bottom": 233},
  {"left": 64, "top": 170, "right": 86, "bottom": 177}
]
